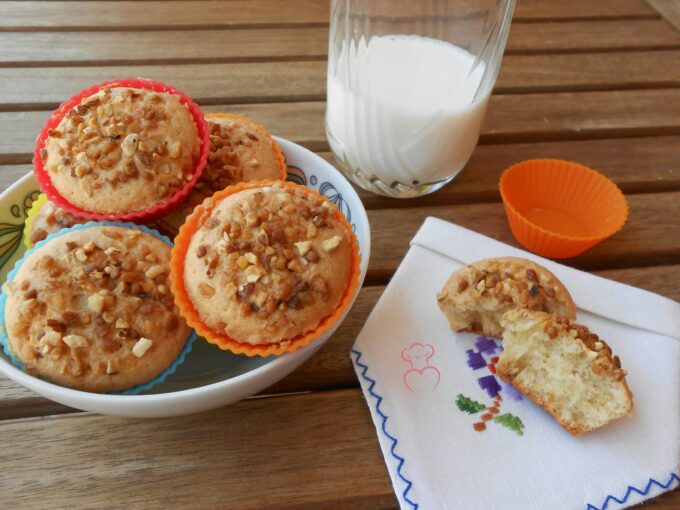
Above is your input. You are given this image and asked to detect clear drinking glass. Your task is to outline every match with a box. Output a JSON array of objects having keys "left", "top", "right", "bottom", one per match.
[{"left": 326, "top": 0, "right": 515, "bottom": 198}]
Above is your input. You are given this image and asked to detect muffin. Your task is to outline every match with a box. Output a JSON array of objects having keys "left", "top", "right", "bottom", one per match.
[
  {"left": 25, "top": 194, "right": 86, "bottom": 247},
  {"left": 171, "top": 180, "right": 360, "bottom": 355},
  {"left": 35, "top": 79, "right": 208, "bottom": 220},
  {"left": 437, "top": 257, "right": 576, "bottom": 338},
  {"left": 497, "top": 309, "right": 633, "bottom": 435},
  {"left": 196, "top": 113, "right": 286, "bottom": 195},
  {"left": 3, "top": 225, "right": 192, "bottom": 392}
]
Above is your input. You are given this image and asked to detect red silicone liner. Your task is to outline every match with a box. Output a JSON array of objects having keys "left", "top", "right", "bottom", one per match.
[{"left": 33, "top": 78, "right": 210, "bottom": 222}]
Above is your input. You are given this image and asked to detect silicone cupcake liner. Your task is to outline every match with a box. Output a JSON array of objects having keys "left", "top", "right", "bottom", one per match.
[
  {"left": 22, "top": 192, "right": 48, "bottom": 249},
  {"left": 205, "top": 112, "right": 288, "bottom": 181},
  {"left": 170, "top": 180, "right": 361, "bottom": 357},
  {"left": 33, "top": 78, "right": 210, "bottom": 222},
  {"left": 500, "top": 159, "right": 629, "bottom": 259},
  {"left": 0, "top": 221, "right": 196, "bottom": 395}
]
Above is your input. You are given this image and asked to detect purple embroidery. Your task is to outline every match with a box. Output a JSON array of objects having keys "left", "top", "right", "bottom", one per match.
[
  {"left": 475, "top": 336, "right": 500, "bottom": 355},
  {"left": 466, "top": 337, "right": 521, "bottom": 402},
  {"left": 478, "top": 375, "right": 502, "bottom": 397},
  {"left": 466, "top": 349, "right": 486, "bottom": 370}
]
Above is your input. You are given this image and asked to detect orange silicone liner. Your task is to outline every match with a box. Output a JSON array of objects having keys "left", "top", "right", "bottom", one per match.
[
  {"left": 169, "top": 180, "right": 361, "bottom": 357},
  {"left": 33, "top": 78, "right": 210, "bottom": 222},
  {"left": 205, "top": 113, "right": 287, "bottom": 181},
  {"left": 499, "top": 159, "right": 628, "bottom": 259}
]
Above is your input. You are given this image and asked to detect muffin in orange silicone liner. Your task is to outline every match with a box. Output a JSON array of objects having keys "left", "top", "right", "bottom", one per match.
[
  {"left": 499, "top": 159, "right": 628, "bottom": 259},
  {"left": 33, "top": 78, "right": 210, "bottom": 222},
  {"left": 170, "top": 180, "right": 361, "bottom": 356},
  {"left": 198, "top": 113, "right": 287, "bottom": 193}
]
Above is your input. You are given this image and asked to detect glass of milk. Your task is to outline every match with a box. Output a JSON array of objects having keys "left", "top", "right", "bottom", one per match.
[{"left": 326, "top": 0, "right": 515, "bottom": 198}]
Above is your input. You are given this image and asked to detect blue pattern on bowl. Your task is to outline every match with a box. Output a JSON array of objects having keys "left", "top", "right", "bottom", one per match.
[{"left": 286, "top": 166, "right": 354, "bottom": 230}]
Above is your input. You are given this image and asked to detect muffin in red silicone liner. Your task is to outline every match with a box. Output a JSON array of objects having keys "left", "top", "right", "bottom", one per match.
[{"left": 33, "top": 78, "right": 210, "bottom": 222}]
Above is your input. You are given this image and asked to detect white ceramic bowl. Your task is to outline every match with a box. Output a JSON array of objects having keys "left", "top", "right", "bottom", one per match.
[{"left": 0, "top": 137, "right": 370, "bottom": 417}]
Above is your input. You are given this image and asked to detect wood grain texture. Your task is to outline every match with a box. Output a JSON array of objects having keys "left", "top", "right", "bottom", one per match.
[
  {"left": 0, "top": 390, "right": 396, "bottom": 510},
  {"left": 2, "top": 20, "right": 680, "bottom": 67},
  {"left": 0, "top": 0, "right": 658, "bottom": 30},
  {"left": 0, "top": 1, "right": 329, "bottom": 31},
  {"left": 0, "top": 61, "right": 327, "bottom": 110},
  {"left": 0, "top": 388, "right": 677, "bottom": 510},
  {"left": 5, "top": 88, "right": 680, "bottom": 163},
  {"left": 5, "top": 49, "right": 680, "bottom": 111}
]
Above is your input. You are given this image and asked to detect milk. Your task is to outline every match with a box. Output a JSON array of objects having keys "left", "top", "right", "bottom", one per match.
[{"left": 326, "top": 35, "right": 490, "bottom": 186}]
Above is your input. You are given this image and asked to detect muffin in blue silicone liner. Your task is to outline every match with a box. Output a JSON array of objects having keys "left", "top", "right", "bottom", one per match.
[{"left": 0, "top": 221, "right": 195, "bottom": 395}]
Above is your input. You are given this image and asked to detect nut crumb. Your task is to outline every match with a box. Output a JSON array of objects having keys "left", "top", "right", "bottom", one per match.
[
  {"left": 295, "top": 240, "right": 312, "bottom": 257},
  {"left": 87, "top": 292, "right": 106, "bottom": 313},
  {"left": 62, "top": 334, "right": 88, "bottom": 349},
  {"left": 145, "top": 265, "right": 165, "bottom": 279},
  {"left": 322, "top": 236, "right": 342, "bottom": 252},
  {"left": 132, "top": 337, "right": 153, "bottom": 357}
]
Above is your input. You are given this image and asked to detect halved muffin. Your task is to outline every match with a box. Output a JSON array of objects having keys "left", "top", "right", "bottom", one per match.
[{"left": 497, "top": 309, "right": 633, "bottom": 435}]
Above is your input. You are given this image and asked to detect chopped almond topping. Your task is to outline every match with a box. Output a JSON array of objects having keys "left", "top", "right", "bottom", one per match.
[
  {"left": 322, "top": 236, "right": 342, "bottom": 252},
  {"left": 62, "top": 334, "right": 88, "bottom": 349},
  {"left": 132, "top": 337, "right": 153, "bottom": 357},
  {"left": 295, "top": 241, "right": 312, "bottom": 257}
]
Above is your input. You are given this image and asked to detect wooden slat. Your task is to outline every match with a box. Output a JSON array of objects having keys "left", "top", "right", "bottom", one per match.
[
  {"left": 2, "top": 20, "right": 680, "bottom": 67},
  {"left": 366, "top": 192, "right": 680, "bottom": 280},
  {"left": 0, "top": 1, "right": 329, "bottom": 31},
  {"left": 507, "top": 19, "right": 680, "bottom": 54},
  {"left": 4, "top": 89, "right": 680, "bottom": 164},
  {"left": 498, "top": 49, "right": 680, "bottom": 93},
  {"left": 0, "top": 61, "right": 327, "bottom": 110},
  {"left": 515, "top": 0, "right": 657, "bottom": 21},
  {"left": 0, "top": 0, "right": 658, "bottom": 31},
  {"left": 0, "top": 27, "right": 330, "bottom": 67},
  {"left": 0, "top": 388, "right": 677, "bottom": 509},
  {"left": 2, "top": 262, "right": 679, "bottom": 420},
  {"left": 5, "top": 49, "right": 680, "bottom": 111},
  {"left": 482, "top": 88, "right": 680, "bottom": 144}
]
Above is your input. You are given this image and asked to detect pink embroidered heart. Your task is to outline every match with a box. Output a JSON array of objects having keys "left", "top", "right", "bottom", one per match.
[{"left": 403, "top": 366, "right": 440, "bottom": 394}]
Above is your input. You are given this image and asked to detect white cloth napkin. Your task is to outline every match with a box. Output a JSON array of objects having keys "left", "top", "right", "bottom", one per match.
[{"left": 352, "top": 217, "right": 680, "bottom": 510}]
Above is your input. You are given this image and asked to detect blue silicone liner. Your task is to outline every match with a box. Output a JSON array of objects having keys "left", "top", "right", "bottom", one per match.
[{"left": 0, "top": 221, "right": 196, "bottom": 396}]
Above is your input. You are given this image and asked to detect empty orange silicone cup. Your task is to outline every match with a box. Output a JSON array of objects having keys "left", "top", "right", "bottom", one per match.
[{"left": 499, "top": 159, "right": 628, "bottom": 259}]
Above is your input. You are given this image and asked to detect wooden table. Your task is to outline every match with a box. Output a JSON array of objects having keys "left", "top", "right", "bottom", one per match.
[{"left": 0, "top": 1, "right": 679, "bottom": 508}]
